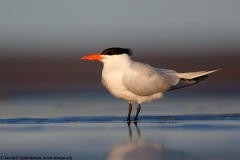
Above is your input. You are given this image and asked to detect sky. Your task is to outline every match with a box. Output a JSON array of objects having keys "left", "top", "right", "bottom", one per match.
[{"left": 1, "top": 0, "right": 240, "bottom": 56}]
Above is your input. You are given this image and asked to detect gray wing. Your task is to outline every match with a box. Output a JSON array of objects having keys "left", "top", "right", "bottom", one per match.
[{"left": 122, "top": 62, "right": 179, "bottom": 96}]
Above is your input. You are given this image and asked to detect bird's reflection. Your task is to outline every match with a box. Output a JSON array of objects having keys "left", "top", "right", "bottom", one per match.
[
  {"left": 127, "top": 122, "right": 141, "bottom": 142},
  {"left": 107, "top": 122, "right": 162, "bottom": 160},
  {"left": 107, "top": 122, "right": 200, "bottom": 160}
]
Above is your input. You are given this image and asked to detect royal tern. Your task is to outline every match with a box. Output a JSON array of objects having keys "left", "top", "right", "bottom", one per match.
[{"left": 82, "top": 47, "right": 220, "bottom": 121}]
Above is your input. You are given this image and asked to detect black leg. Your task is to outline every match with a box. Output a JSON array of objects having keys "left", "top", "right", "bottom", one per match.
[
  {"left": 127, "top": 103, "right": 132, "bottom": 122},
  {"left": 133, "top": 103, "right": 141, "bottom": 121}
]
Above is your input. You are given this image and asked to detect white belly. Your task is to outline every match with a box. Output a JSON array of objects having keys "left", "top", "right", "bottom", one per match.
[{"left": 102, "top": 72, "right": 132, "bottom": 100}]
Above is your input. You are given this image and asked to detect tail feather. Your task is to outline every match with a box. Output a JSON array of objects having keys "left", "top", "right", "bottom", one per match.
[
  {"left": 176, "top": 69, "right": 221, "bottom": 79},
  {"left": 168, "top": 69, "right": 220, "bottom": 91}
]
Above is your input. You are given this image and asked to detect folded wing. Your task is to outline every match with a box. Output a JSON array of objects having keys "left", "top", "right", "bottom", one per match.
[{"left": 122, "top": 62, "right": 179, "bottom": 96}]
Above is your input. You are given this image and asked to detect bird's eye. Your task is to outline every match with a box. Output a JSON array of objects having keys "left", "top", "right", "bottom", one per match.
[
  {"left": 107, "top": 51, "right": 115, "bottom": 55},
  {"left": 101, "top": 49, "right": 119, "bottom": 55}
]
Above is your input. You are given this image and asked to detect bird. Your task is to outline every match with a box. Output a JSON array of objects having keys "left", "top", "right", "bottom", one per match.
[{"left": 81, "top": 47, "right": 220, "bottom": 122}]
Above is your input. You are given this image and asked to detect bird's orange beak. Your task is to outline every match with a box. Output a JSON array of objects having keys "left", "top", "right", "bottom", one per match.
[{"left": 81, "top": 54, "right": 104, "bottom": 61}]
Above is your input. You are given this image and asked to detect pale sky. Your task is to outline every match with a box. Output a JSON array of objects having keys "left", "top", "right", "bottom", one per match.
[{"left": 0, "top": 0, "right": 240, "bottom": 56}]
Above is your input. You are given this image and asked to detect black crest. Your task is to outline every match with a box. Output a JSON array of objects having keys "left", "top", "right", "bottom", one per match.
[{"left": 101, "top": 47, "right": 132, "bottom": 56}]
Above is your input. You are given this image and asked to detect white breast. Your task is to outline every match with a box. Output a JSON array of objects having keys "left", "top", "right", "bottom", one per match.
[{"left": 101, "top": 55, "right": 135, "bottom": 101}]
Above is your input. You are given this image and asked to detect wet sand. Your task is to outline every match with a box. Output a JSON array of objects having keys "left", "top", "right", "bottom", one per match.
[
  {"left": 0, "top": 91, "right": 240, "bottom": 160},
  {"left": 0, "top": 121, "right": 240, "bottom": 160}
]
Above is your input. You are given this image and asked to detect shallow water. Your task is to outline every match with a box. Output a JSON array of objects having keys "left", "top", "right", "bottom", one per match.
[
  {"left": 0, "top": 90, "right": 239, "bottom": 160},
  {"left": 0, "top": 121, "right": 240, "bottom": 160}
]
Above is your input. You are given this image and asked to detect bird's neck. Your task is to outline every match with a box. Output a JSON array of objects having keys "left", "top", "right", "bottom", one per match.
[
  {"left": 101, "top": 55, "right": 133, "bottom": 94},
  {"left": 102, "top": 54, "right": 133, "bottom": 70}
]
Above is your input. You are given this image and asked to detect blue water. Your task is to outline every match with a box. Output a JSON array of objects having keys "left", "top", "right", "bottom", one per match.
[{"left": 0, "top": 90, "right": 240, "bottom": 160}]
